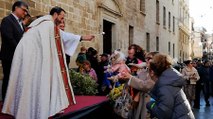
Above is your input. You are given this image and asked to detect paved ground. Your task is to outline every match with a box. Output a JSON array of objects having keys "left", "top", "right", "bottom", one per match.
[{"left": 194, "top": 96, "right": 213, "bottom": 119}]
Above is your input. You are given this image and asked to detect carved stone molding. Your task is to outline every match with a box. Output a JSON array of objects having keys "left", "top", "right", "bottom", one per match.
[{"left": 98, "top": 0, "right": 122, "bottom": 17}]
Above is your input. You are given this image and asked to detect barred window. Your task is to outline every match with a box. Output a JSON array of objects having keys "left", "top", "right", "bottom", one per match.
[
  {"left": 168, "top": 12, "right": 171, "bottom": 30},
  {"left": 163, "top": 6, "right": 166, "bottom": 27},
  {"left": 146, "top": 33, "right": 150, "bottom": 52},
  {"left": 156, "top": 0, "right": 160, "bottom": 23},
  {"left": 173, "top": 16, "right": 175, "bottom": 32},
  {"left": 156, "top": 37, "right": 159, "bottom": 51},
  {"left": 140, "top": 0, "right": 145, "bottom": 12}
]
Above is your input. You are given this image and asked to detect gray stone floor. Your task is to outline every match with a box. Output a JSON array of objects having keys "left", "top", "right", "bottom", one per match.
[{"left": 194, "top": 96, "right": 213, "bottom": 119}]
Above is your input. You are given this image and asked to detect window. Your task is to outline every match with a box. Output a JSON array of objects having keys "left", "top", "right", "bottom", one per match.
[
  {"left": 129, "top": 25, "right": 134, "bottom": 45},
  {"left": 146, "top": 33, "right": 150, "bottom": 52},
  {"left": 156, "top": 0, "right": 160, "bottom": 24},
  {"left": 173, "top": 43, "right": 175, "bottom": 58},
  {"left": 168, "top": 12, "right": 171, "bottom": 30},
  {"left": 163, "top": 6, "right": 166, "bottom": 27},
  {"left": 191, "top": 22, "right": 194, "bottom": 31},
  {"left": 140, "top": 0, "right": 145, "bottom": 12},
  {"left": 168, "top": 42, "right": 171, "bottom": 55},
  {"left": 156, "top": 37, "right": 159, "bottom": 51},
  {"left": 173, "top": 16, "right": 175, "bottom": 32}
]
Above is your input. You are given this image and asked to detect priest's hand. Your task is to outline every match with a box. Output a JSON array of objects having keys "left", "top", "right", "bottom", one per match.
[{"left": 81, "top": 35, "right": 95, "bottom": 41}]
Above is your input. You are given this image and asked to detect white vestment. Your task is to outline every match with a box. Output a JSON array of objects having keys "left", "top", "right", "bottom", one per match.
[{"left": 2, "top": 15, "right": 80, "bottom": 119}]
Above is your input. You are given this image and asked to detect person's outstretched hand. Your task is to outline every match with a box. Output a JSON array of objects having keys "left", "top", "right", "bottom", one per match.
[
  {"left": 81, "top": 35, "right": 95, "bottom": 41},
  {"left": 118, "top": 71, "right": 132, "bottom": 80}
]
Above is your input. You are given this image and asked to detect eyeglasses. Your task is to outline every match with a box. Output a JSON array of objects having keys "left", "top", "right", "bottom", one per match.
[{"left": 19, "top": 7, "right": 28, "bottom": 13}]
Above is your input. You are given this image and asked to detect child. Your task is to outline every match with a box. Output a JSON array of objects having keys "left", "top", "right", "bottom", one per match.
[
  {"left": 76, "top": 46, "right": 87, "bottom": 72},
  {"left": 82, "top": 60, "right": 98, "bottom": 82}
]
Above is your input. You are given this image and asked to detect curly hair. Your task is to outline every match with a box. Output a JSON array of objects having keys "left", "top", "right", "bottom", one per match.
[
  {"left": 128, "top": 44, "right": 145, "bottom": 62},
  {"left": 149, "top": 53, "right": 173, "bottom": 77}
]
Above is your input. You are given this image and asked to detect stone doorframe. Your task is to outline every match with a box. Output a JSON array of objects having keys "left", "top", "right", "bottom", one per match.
[{"left": 97, "top": 0, "right": 122, "bottom": 54}]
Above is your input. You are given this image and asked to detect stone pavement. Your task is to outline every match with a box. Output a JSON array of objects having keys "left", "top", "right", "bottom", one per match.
[{"left": 194, "top": 96, "right": 213, "bottom": 119}]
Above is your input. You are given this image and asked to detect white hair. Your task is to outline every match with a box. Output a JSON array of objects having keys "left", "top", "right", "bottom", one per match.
[{"left": 110, "top": 50, "right": 126, "bottom": 64}]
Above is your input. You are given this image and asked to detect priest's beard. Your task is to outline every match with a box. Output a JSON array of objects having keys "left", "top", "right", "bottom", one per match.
[{"left": 55, "top": 18, "right": 62, "bottom": 26}]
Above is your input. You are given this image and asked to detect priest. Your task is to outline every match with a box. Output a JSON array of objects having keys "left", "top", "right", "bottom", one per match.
[{"left": 2, "top": 6, "right": 94, "bottom": 119}]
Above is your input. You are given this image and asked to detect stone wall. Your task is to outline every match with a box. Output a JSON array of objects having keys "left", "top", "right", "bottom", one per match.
[
  {"left": 0, "top": 0, "right": 99, "bottom": 36},
  {"left": 0, "top": 0, "right": 148, "bottom": 67},
  {"left": 0, "top": 0, "right": 100, "bottom": 67},
  {"left": 0, "top": 0, "right": 185, "bottom": 67}
]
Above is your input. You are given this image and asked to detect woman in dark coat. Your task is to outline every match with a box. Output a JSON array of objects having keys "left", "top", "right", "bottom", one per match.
[{"left": 146, "top": 53, "right": 194, "bottom": 119}]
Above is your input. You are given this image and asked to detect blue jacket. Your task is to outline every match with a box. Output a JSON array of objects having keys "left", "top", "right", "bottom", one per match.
[{"left": 147, "top": 68, "right": 194, "bottom": 119}]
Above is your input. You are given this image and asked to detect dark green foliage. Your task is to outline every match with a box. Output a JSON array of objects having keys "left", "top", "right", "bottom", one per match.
[{"left": 69, "top": 69, "right": 98, "bottom": 95}]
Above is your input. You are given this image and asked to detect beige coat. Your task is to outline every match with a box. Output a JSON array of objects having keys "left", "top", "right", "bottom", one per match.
[
  {"left": 129, "top": 69, "right": 155, "bottom": 119},
  {"left": 181, "top": 67, "right": 200, "bottom": 85},
  {"left": 181, "top": 66, "right": 200, "bottom": 101}
]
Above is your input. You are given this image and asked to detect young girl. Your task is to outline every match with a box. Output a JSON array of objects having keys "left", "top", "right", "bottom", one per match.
[{"left": 82, "top": 60, "right": 98, "bottom": 82}]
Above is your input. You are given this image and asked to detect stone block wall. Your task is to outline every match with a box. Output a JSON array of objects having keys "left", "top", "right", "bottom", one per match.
[
  {"left": 1, "top": 0, "right": 180, "bottom": 67},
  {"left": 0, "top": 0, "right": 100, "bottom": 67},
  {"left": 0, "top": 0, "right": 99, "bottom": 43}
]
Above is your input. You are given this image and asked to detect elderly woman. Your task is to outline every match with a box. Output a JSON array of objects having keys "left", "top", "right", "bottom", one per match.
[
  {"left": 146, "top": 53, "right": 194, "bottom": 119},
  {"left": 181, "top": 60, "right": 200, "bottom": 106}
]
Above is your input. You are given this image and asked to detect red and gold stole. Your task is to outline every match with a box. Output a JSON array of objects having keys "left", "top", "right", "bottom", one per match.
[{"left": 54, "top": 26, "right": 74, "bottom": 105}]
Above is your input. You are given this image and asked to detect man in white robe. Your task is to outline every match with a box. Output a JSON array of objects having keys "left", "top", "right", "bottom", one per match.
[{"left": 2, "top": 6, "right": 94, "bottom": 119}]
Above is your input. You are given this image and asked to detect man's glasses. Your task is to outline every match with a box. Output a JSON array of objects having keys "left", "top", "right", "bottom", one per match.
[{"left": 19, "top": 7, "right": 28, "bottom": 13}]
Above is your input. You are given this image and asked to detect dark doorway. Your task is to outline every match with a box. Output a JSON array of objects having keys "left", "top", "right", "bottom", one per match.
[{"left": 103, "top": 20, "right": 113, "bottom": 54}]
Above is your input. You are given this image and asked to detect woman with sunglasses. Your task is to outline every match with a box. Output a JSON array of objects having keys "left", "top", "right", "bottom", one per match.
[{"left": 181, "top": 60, "right": 200, "bottom": 107}]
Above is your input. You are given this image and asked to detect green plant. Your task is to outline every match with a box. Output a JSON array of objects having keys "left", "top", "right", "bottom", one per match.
[{"left": 69, "top": 69, "right": 98, "bottom": 95}]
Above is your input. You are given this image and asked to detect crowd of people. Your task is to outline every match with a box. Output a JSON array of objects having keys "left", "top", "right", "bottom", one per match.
[
  {"left": 0, "top": 1, "right": 212, "bottom": 119},
  {"left": 0, "top": 1, "right": 94, "bottom": 119},
  {"left": 180, "top": 59, "right": 213, "bottom": 109},
  {"left": 74, "top": 44, "right": 198, "bottom": 119},
  {"left": 78, "top": 45, "right": 213, "bottom": 119}
]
